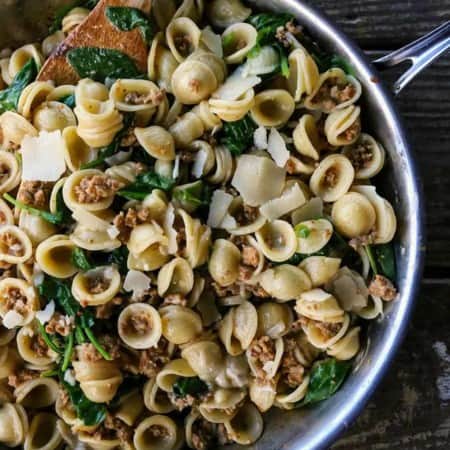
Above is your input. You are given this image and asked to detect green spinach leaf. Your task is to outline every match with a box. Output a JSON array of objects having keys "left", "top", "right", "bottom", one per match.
[
  {"left": 58, "top": 93, "right": 76, "bottom": 108},
  {"left": 105, "top": 6, "right": 154, "bottom": 44},
  {"left": 367, "top": 243, "right": 396, "bottom": 281},
  {"left": 173, "top": 376, "right": 208, "bottom": 398},
  {"left": 62, "top": 378, "right": 107, "bottom": 425},
  {"left": 295, "top": 223, "right": 311, "bottom": 239},
  {"left": 3, "top": 193, "right": 64, "bottom": 225},
  {"left": 107, "top": 246, "right": 129, "bottom": 275},
  {"left": 298, "top": 358, "right": 352, "bottom": 407},
  {"left": 173, "top": 181, "right": 210, "bottom": 209},
  {"left": 38, "top": 276, "right": 80, "bottom": 316},
  {"left": 118, "top": 170, "right": 175, "bottom": 200},
  {"left": 71, "top": 248, "right": 94, "bottom": 271},
  {"left": 67, "top": 47, "right": 142, "bottom": 82},
  {"left": 220, "top": 115, "right": 257, "bottom": 156},
  {"left": 0, "top": 58, "right": 38, "bottom": 114}
]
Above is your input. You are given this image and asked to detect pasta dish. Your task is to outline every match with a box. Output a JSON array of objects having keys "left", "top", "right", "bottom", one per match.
[{"left": 0, "top": 0, "right": 398, "bottom": 449}]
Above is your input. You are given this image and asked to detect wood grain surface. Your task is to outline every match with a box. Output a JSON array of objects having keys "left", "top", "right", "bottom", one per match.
[{"left": 313, "top": 0, "right": 450, "bottom": 447}]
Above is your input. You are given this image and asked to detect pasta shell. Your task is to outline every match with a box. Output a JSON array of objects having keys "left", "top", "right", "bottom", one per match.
[
  {"left": 295, "top": 288, "right": 345, "bottom": 324},
  {"left": 287, "top": 47, "right": 320, "bottom": 102},
  {"left": 324, "top": 105, "right": 361, "bottom": 146},
  {"left": 251, "top": 89, "right": 295, "bottom": 128},
  {"left": 255, "top": 220, "right": 297, "bottom": 262},
  {"left": 296, "top": 218, "right": 333, "bottom": 254},
  {"left": 222, "top": 23, "right": 257, "bottom": 64},
  {"left": 160, "top": 305, "right": 202, "bottom": 345},
  {"left": 206, "top": 0, "right": 251, "bottom": 28},
  {"left": 209, "top": 239, "right": 240, "bottom": 287},
  {"left": 166, "top": 17, "right": 202, "bottom": 62},
  {"left": 224, "top": 402, "right": 263, "bottom": 444},
  {"left": 309, "top": 154, "right": 355, "bottom": 202},
  {"left": 134, "top": 125, "right": 176, "bottom": 161},
  {"left": 24, "top": 412, "right": 63, "bottom": 450}
]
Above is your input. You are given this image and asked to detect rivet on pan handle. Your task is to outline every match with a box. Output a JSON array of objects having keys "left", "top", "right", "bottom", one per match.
[{"left": 372, "top": 21, "right": 450, "bottom": 96}]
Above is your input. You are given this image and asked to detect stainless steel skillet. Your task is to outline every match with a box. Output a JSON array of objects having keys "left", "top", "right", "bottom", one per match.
[{"left": 0, "top": 1, "right": 448, "bottom": 449}]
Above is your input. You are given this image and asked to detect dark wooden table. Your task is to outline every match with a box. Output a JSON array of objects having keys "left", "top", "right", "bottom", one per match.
[{"left": 308, "top": 1, "right": 450, "bottom": 448}]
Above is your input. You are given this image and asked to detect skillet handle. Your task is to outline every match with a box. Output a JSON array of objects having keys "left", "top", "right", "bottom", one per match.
[{"left": 372, "top": 21, "right": 450, "bottom": 95}]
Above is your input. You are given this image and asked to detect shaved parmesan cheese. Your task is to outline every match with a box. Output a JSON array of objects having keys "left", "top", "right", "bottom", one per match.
[
  {"left": 172, "top": 155, "right": 180, "bottom": 179},
  {"left": 32, "top": 264, "right": 44, "bottom": 287},
  {"left": 213, "top": 67, "right": 261, "bottom": 101},
  {"left": 36, "top": 300, "right": 55, "bottom": 324},
  {"left": 192, "top": 149, "right": 207, "bottom": 179},
  {"left": 291, "top": 197, "right": 324, "bottom": 225},
  {"left": 268, "top": 128, "right": 290, "bottom": 168},
  {"left": 207, "top": 190, "right": 234, "bottom": 227},
  {"left": 220, "top": 213, "right": 237, "bottom": 230},
  {"left": 123, "top": 270, "right": 151, "bottom": 295},
  {"left": 260, "top": 184, "right": 306, "bottom": 220},
  {"left": 201, "top": 27, "right": 223, "bottom": 57},
  {"left": 164, "top": 203, "right": 178, "bottom": 255},
  {"left": 301, "top": 288, "right": 332, "bottom": 303},
  {"left": 107, "top": 225, "right": 120, "bottom": 239},
  {"left": 21, "top": 130, "right": 66, "bottom": 181},
  {"left": 232, "top": 155, "right": 285, "bottom": 207},
  {"left": 254, "top": 126, "right": 267, "bottom": 150},
  {"left": 63, "top": 369, "right": 76, "bottom": 386},
  {"left": 3, "top": 310, "right": 23, "bottom": 329}
]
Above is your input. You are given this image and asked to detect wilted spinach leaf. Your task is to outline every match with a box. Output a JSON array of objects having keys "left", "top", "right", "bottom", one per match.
[
  {"left": 67, "top": 47, "right": 142, "bottom": 82},
  {"left": 58, "top": 93, "right": 76, "bottom": 108},
  {"left": 173, "top": 377, "right": 208, "bottom": 398},
  {"left": 38, "top": 276, "right": 80, "bottom": 316},
  {"left": 220, "top": 115, "right": 257, "bottom": 156},
  {"left": 105, "top": 6, "right": 154, "bottom": 43},
  {"left": 297, "top": 358, "right": 352, "bottom": 407},
  {"left": 118, "top": 170, "right": 175, "bottom": 200},
  {"left": 173, "top": 180, "right": 211, "bottom": 210},
  {"left": 62, "top": 378, "right": 107, "bottom": 425},
  {"left": 366, "top": 243, "right": 396, "bottom": 281},
  {"left": 71, "top": 248, "right": 94, "bottom": 271},
  {"left": 3, "top": 193, "right": 64, "bottom": 225},
  {"left": 0, "top": 58, "right": 37, "bottom": 114}
]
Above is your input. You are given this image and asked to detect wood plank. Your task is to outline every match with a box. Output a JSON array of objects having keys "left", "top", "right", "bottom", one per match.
[
  {"left": 332, "top": 280, "right": 450, "bottom": 449},
  {"left": 370, "top": 55, "right": 450, "bottom": 271},
  {"left": 311, "top": 0, "right": 450, "bottom": 48}
]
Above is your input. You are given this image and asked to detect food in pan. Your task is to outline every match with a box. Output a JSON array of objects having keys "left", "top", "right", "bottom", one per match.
[{"left": 0, "top": 0, "right": 398, "bottom": 448}]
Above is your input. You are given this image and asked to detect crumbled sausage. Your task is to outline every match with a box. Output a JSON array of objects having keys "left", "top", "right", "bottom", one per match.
[
  {"left": 113, "top": 207, "right": 151, "bottom": 243},
  {"left": 323, "top": 167, "right": 338, "bottom": 188},
  {"left": 281, "top": 338, "right": 305, "bottom": 388},
  {"left": 30, "top": 333, "right": 52, "bottom": 357},
  {"left": 4, "top": 286, "right": 30, "bottom": 315},
  {"left": 299, "top": 317, "right": 342, "bottom": 340},
  {"left": 347, "top": 141, "right": 374, "bottom": 171},
  {"left": 124, "top": 88, "right": 164, "bottom": 106},
  {"left": 45, "top": 312, "right": 74, "bottom": 337},
  {"left": 217, "top": 423, "right": 233, "bottom": 446},
  {"left": 87, "top": 275, "right": 110, "bottom": 294},
  {"left": 17, "top": 181, "right": 53, "bottom": 208},
  {"left": 191, "top": 419, "right": 217, "bottom": 450},
  {"left": 249, "top": 336, "right": 276, "bottom": 379},
  {"left": 275, "top": 20, "right": 303, "bottom": 47},
  {"left": 0, "top": 232, "right": 25, "bottom": 257},
  {"left": 148, "top": 424, "right": 169, "bottom": 438},
  {"left": 341, "top": 120, "right": 361, "bottom": 143},
  {"left": 169, "top": 392, "right": 196, "bottom": 411},
  {"left": 238, "top": 265, "right": 254, "bottom": 282},
  {"left": 8, "top": 369, "right": 38, "bottom": 388},
  {"left": 119, "top": 311, "right": 152, "bottom": 336},
  {"left": 235, "top": 204, "right": 259, "bottom": 226},
  {"left": 241, "top": 246, "right": 260, "bottom": 268},
  {"left": 74, "top": 175, "right": 121, "bottom": 204},
  {"left": 349, "top": 233, "right": 376, "bottom": 251},
  {"left": 104, "top": 414, "right": 133, "bottom": 444},
  {"left": 138, "top": 337, "right": 171, "bottom": 378},
  {"left": 369, "top": 274, "right": 397, "bottom": 301},
  {"left": 76, "top": 336, "right": 121, "bottom": 363},
  {"left": 311, "top": 77, "right": 357, "bottom": 111}
]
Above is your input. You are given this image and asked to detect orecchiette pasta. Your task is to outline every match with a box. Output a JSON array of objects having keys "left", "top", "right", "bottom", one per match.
[{"left": 0, "top": 3, "right": 399, "bottom": 448}]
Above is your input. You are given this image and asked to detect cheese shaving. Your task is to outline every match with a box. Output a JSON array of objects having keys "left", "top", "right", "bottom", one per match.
[
  {"left": 107, "top": 225, "right": 120, "bottom": 239},
  {"left": 172, "top": 155, "right": 180, "bottom": 179},
  {"left": 254, "top": 126, "right": 267, "bottom": 150},
  {"left": 201, "top": 27, "right": 223, "bottom": 57},
  {"left": 192, "top": 149, "right": 207, "bottom": 179},
  {"left": 21, "top": 130, "right": 66, "bottom": 181},
  {"left": 207, "top": 190, "right": 234, "bottom": 227},
  {"left": 267, "top": 128, "right": 290, "bottom": 168},
  {"left": 260, "top": 184, "right": 306, "bottom": 220},
  {"left": 72, "top": 208, "right": 111, "bottom": 231},
  {"left": 36, "top": 300, "right": 55, "bottom": 324},
  {"left": 63, "top": 369, "right": 76, "bottom": 386},
  {"left": 3, "top": 310, "right": 24, "bottom": 329},
  {"left": 213, "top": 67, "right": 261, "bottom": 101},
  {"left": 164, "top": 203, "right": 178, "bottom": 255},
  {"left": 123, "top": 270, "right": 151, "bottom": 296},
  {"left": 220, "top": 213, "right": 237, "bottom": 230}
]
